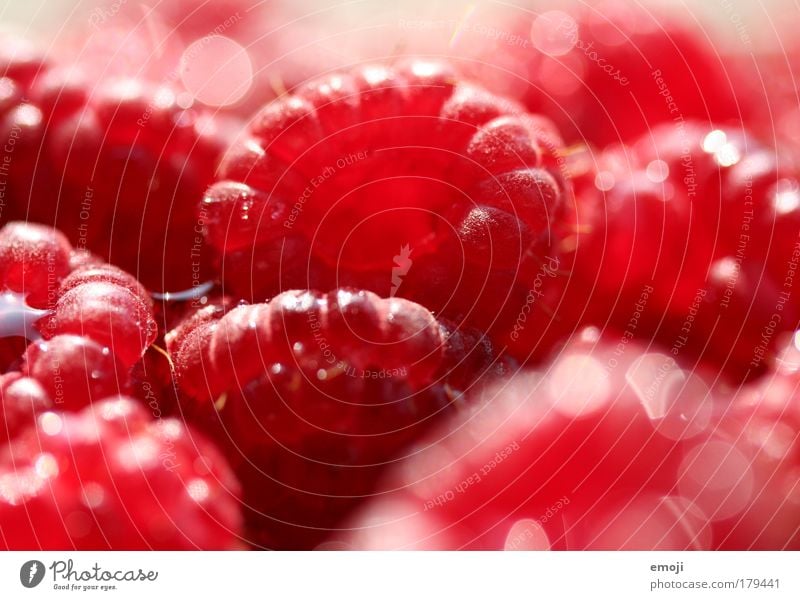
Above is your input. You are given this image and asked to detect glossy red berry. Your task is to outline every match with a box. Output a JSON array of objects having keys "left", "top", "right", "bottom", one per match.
[
  {"left": 0, "top": 57, "right": 231, "bottom": 292},
  {"left": 573, "top": 125, "right": 800, "bottom": 380},
  {"left": 452, "top": 2, "right": 740, "bottom": 145},
  {"left": 166, "top": 287, "right": 510, "bottom": 547},
  {"left": 24, "top": 334, "right": 126, "bottom": 411},
  {"left": 335, "top": 330, "right": 739, "bottom": 550},
  {"left": 204, "top": 60, "right": 571, "bottom": 359},
  {"left": 0, "top": 397, "right": 242, "bottom": 549},
  {"left": 0, "top": 222, "right": 157, "bottom": 411}
]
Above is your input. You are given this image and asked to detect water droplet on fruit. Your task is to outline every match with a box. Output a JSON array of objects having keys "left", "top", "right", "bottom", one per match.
[
  {"left": 81, "top": 482, "right": 105, "bottom": 508},
  {"left": 34, "top": 453, "right": 59, "bottom": 478},
  {"left": 594, "top": 171, "right": 616, "bottom": 191},
  {"left": 15, "top": 103, "right": 41, "bottom": 127},
  {"left": 531, "top": 11, "right": 578, "bottom": 56},
  {"left": 678, "top": 440, "right": 754, "bottom": 520},
  {"left": 187, "top": 478, "right": 210, "bottom": 503},
  {"left": 646, "top": 159, "right": 669, "bottom": 183},
  {"left": 771, "top": 179, "right": 800, "bottom": 215},
  {"left": 702, "top": 130, "right": 727, "bottom": 153},
  {"left": 715, "top": 143, "right": 741, "bottom": 167},
  {"left": 39, "top": 412, "right": 63, "bottom": 436},
  {"left": 151, "top": 280, "right": 214, "bottom": 303},
  {"left": 548, "top": 352, "right": 610, "bottom": 417},
  {"left": 504, "top": 518, "right": 550, "bottom": 550}
]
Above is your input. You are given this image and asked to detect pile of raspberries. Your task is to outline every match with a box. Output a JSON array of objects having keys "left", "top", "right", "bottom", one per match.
[{"left": 1, "top": 0, "right": 800, "bottom": 550}]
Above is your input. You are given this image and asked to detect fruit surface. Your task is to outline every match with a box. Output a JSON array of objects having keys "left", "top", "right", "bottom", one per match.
[
  {"left": 337, "top": 329, "right": 799, "bottom": 550},
  {"left": 0, "top": 397, "right": 242, "bottom": 549},
  {"left": 205, "top": 60, "right": 573, "bottom": 361},
  {"left": 0, "top": 60, "right": 230, "bottom": 292},
  {"left": 572, "top": 124, "right": 800, "bottom": 380},
  {"left": 166, "top": 287, "right": 508, "bottom": 547},
  {"left": 0, "top": 222, "right": 156, "bottom": 417}
]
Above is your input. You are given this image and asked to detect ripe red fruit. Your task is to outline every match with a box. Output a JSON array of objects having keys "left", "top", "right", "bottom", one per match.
[
  {"left": 336, "top": 329, "right": 787, "bottom": 550},
  {"left": 573, "top": 124, "right": 800, "bottom": 380},
  {"left": 451, "top": 2, "right": 740, "bottom": 145},
  {"left": 0, "top": 222, "right": 157, "bottom": 415},
  {"left": 0, "top": 53, "right": 231, "bottom": 292},
  {"left": 166, "top": 288, "right": 508, "bottom": 547},
  {"left": 0, "top": 397, "right": 242, "bottom": 549},
  {"left": 710, "top": 334, "right": 800, "bottom": 549},
  {"left": 204, "top": 60, "right": 571, "bottom": 359},
  {"left": 24, "top": 335, "right": 127, "bottom": 411}
]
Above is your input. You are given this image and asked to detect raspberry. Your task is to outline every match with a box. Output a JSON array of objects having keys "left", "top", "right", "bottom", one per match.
[
  {"left": 67, "top": 0, "right": 282, "bottom": 119},
  {"left": 0, "top": 397, "right": 242, "bottom": 549},
  {"left": 452, "top": 2, "right": 739, "bottom": 145},
  {"left": 0, "top": 53, "right": 230, "bottom": 292},
  {"left": 0, "top": 222, "right": 156, "bottom": 416},
  {"left": 203, "top": 60, "right": 571, "bottom": 357},
  {"left": 165, "top": 288, "right": 506, "bottom": 547},
  {"left": 0, "top": 33, "right": 47, "bottom": 84},
  {"left": 573, "top": 125, "right": 800, "bottom": 379},
  {"left": 336, "top": 329, "right": 791, "bottom": 550},
  {"left": 710, "top": 334, "right": 800, "bottom": 549}
]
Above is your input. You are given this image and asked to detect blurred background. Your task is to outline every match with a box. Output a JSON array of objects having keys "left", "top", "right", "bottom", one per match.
[{"left": 1, "top": 0, "right": 797, "bottom": 120}]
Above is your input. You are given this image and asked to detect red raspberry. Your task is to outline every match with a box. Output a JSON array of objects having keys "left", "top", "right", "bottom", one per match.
[
  {"left": 0, "top": 32, "right": 48, "bottom": 87},
  {"left": 0, "top": 222, "right": 157, "bottom": 416},
  {"left": 165, "top": 288, "right": 507, "bottom": 547},
  {"left": 451, "top": 2, "right": 740, "bottom": 145},
  {"left": 204, "top": 60, "right": 571, "bottom": 358},
  {"left": 335, "top": 329, "right": 785, "bottom": 550},
  {"left": 710, "top": 334, "right": 800, "bottom": 549},
  {"left": 75, "top": 0, "right": 267, "bottom": 109},
  {"left": 573, "top": 124, "right": 800, "bottom": 379},
  {"left": 0, "top": 50, "right": 231, "bottom": 292},
  {"left": 0, "top": 396, "right": 242, "bottom": 549}
]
